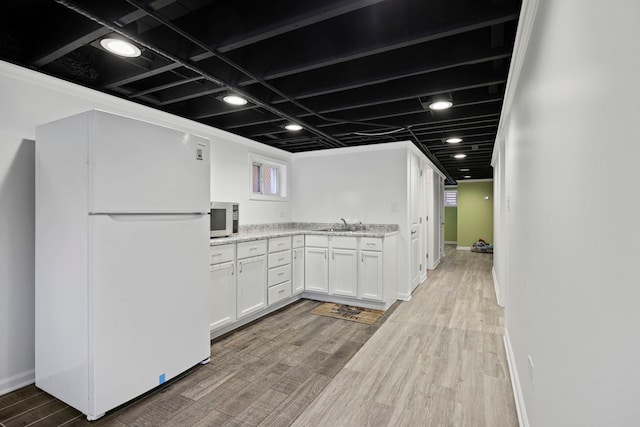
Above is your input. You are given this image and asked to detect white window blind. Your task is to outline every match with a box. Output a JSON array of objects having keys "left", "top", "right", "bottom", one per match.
[{"left": 444, "top": 190, "right": 457, "bottom": 207}]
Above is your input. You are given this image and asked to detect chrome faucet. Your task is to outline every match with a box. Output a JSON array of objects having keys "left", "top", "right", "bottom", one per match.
[{"left": 340, "top": 218, "right": 348, "bottom": 229}]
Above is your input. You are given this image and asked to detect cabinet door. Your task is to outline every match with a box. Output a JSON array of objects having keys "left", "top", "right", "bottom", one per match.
[
  {"left": 359, "top": 250, "right": 383, "bottom": 301},
  {"left": 237, "top": 255, "right": 267, "bottom": 318},
  {"left": 210, "top": 261, "right": 236, "bottom": 330},
  {"left": 292, "top": 247, "right": 305, "bottom": 294},
  {"left": 330, "top": 248, "right": 358, "bottom": 297},
  {"left": 304, "top": 247, "right": 328, "bottom": 293}
]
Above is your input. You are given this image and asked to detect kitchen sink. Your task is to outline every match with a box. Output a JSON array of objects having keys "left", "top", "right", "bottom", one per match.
[{"left": 316, "top": 227, "right": 364, "bottom": 232}]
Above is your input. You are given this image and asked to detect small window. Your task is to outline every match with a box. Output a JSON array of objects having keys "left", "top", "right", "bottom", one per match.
[
  {"left": 249, "top": 154, "right": 288, "bottom": 201},
  {"left": 444, "top": 190, "right": 457, "bottom": 207}
]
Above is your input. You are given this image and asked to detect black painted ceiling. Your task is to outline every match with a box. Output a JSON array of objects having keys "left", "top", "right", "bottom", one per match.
[{"left": 1, "top": 0, "right": 521, "bottom": 183}]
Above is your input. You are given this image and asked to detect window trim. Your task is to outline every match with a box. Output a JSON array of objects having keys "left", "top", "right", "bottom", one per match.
[{"left": 249, "top": 153, "right": 289, "bottom": 201}]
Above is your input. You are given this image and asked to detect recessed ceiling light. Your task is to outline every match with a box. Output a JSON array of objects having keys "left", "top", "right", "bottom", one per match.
[
  {"left": 222, "top": 95, "right": 248, "bottom": 105},
  {"left": 446, "top": 137, "right": 463, "bottom": 144},
  {"left": 453, "top": 154, "right": 467, "bottom": 159},
  {"left": 459, "top": 168, "right": 470, "bottom": 172},
  {"left": 100, "top": 38, "right": 141, "bottom": 57},
  {"left": 285, "top": 123, "right": 303, "bottom": 131},
  {"left": 463, "top": 175, "right": 472, "bottom": 179},
  {"left": 428, "top": 100, "right": 453, "bottom": 110}
]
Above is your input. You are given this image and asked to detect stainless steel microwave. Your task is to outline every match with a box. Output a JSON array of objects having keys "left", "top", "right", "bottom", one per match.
[{"left": 210, "top": 202, "right": 239, "bottom": 238}]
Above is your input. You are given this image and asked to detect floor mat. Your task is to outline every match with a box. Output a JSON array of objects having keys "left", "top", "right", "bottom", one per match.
[{"left": 310, "top": 302, "right": 385, "bottom": 324}]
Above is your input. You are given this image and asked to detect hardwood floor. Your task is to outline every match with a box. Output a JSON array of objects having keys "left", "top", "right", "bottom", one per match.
[{"left": 0, "top": 245, "right": 517, "bottom": 426}]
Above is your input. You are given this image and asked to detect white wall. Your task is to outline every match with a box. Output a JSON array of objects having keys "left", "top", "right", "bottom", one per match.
[
  {"left": 291, "top": 142, "right": 444, "bottom": 300},
  {"left": 0, "top": 134, "right": 35, "bottom": 393},
  {"left": 494, "top": 0, "right": 640, "bottom": 425},
  {"left": 0, "top": 60, "right": 291, "bottom": 394},
  {"left": 291, "top": 143, "right": 410, "bottom": 297}
]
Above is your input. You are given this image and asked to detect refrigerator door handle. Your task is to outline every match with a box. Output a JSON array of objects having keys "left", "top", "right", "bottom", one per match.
[{"left": 97, "top": 213, "right": 206, "bottom": 222}]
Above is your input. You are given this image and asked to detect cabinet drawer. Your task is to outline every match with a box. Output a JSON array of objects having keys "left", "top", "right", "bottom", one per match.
[
  {"left": 268, "top": 250, "right": 291, "bottom": 268},
  {"left": 268, "top": 236, "right": 292, "bottom": 253},
  {"left": 210, "top": 244, "right": 235, "bottom": 265},
  {"left": 237, "top": 239, "right": 267, "bottom": 259},
  {"left": 305, "top": 235, "right": 329, "bottom": 247},
  {"left": 292, "top": 235, "right": 305, "bottom": 248},
  {"left": 268, "top": 264, "right": 291, "bottom": 286},
  {"left": 361, "top": 237, "right": 383, "bottom": 251},
  {"left": 330, "top": 236, "right": 358, "bottom": 249},
  {"left": 268, "top": 281, "right": 292, "bottom": 305}
]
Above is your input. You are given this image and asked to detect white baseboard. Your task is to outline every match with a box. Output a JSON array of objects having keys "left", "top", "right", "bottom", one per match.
[
  {"left": 492, "top": 266, "right": 504, "bottom": 307},
  {"left": 444, "top": 240, "right": 457, "bottom": 244},
  {"left": 301, "top": 292, "right": 392, "bottom": 311},
  {"left": 397, "top": 292, "right": 412, "bottom": 301},
  {"left": 0, "top": 369, "right": 35, "bottom": 396},
  {"left": 504, "top": 329, "right": 529, "bottom": 427},
  {"left": 456, "top": 246, "right": 471, "bottom": 251}
]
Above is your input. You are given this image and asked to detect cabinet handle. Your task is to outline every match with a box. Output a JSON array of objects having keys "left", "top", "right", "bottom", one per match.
[
  {"left": 324, "top": 251, "right": 327, "bottom": 259},
  {"left": 278, "top": 257, "right": 284, "bottom": 262},
  {"left": 362, "top": 253, "right": 364, "bottom": 262},
  {"left": 238, "top": 261, "right": 242, "bottom": 273},
  {"left": 278, "top": 289, "right": 285, "bottom": 294},
  {"left": 231, "top": 264, "right": 235, "bottom": 275},
  {"left": 366, "top": 243, "right": 375, "bottom": 246},
  {"left": 278, "top": 272, "right": 285, "bottom": 276},
  {"left": 332, "top": 250, "right": 334, "bottom": 260},
  {"left": 213, "top": 252, "right": 221, "bottom": 257}
]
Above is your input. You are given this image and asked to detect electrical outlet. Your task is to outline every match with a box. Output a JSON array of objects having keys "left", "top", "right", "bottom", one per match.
[{"left": 527, "top": 355, "right": 535, "bottom": 385}]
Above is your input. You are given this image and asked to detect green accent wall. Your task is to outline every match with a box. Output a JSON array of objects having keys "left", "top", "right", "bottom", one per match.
[
  {"left": 444, "top": 207, "right": 458, "bottom": 242},
  {"left": 457, "top": 181, "right": 493, "bottom": 247}
]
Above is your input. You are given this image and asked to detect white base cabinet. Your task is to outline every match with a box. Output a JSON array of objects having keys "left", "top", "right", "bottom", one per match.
[
  {"left": 329, "top": 237, "right": 358, "bottom": 297},
  {"left": 304, "top": 234, "right": 397, "bottom": 309},
  {"left": 209, "top": 244, "right": 236, "bottom": 330},
  {"left": 305, "top": 235, "right": 329, "bottom": 293},
  {"left": 209, "top": 231, "right": 397, "bottom": 338},
  {"left": 267, "top": 236, "right": 292, "bottom": 306},
  {"left": 359, "top": 250, "right": 383, "bottom": 301},
  {"left": 236, "top": 240, "right": 267, "bottom": 319},
  {"left": 237, "top": 255, "right": 267, "bottom": 318},
  {"left": 210, "top": 262, "right": 236, "bottom": 329}
]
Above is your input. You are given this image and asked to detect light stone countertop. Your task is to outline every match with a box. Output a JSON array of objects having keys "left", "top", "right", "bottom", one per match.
[{"left": 210, "top": 223, "right": 399, "bottom": 246}]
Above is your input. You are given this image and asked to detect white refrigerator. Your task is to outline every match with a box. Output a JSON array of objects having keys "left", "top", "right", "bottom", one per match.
[{"left": 35, "top": 110, "right": 211, "bottom": 420}]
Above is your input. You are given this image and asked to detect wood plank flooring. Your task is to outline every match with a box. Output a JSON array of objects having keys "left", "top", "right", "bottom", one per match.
[
  {"left": 292, "top": 245, "right": 518, "bottom": 427},
  {"left": 0, "top": 245, "right": 517, "bottom": 426}
]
